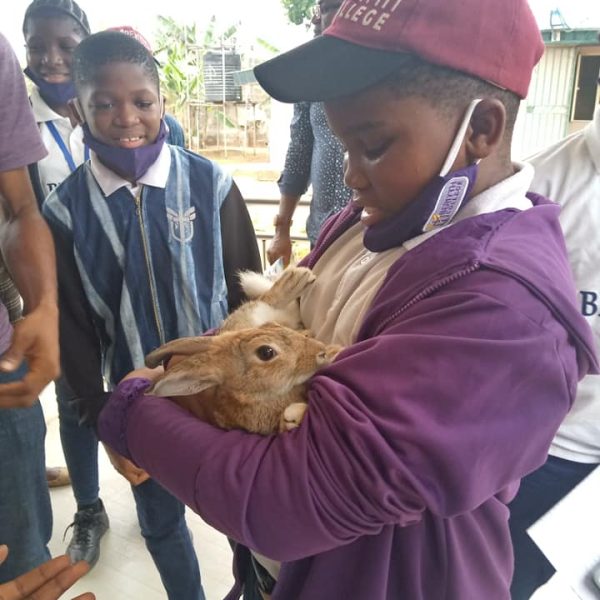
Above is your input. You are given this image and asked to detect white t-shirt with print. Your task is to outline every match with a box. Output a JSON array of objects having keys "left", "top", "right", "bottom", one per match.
[{"left": 529, "top": 107, "right": 600, "bottom": 464}]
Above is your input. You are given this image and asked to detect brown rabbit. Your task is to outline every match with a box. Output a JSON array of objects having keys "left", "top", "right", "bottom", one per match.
[{"left": 144, "top": 323, "right": 340, "bottom": 434}]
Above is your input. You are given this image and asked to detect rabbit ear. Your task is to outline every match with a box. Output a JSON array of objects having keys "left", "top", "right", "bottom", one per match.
[
  {"left": 145, "top": 336, "right": 215, "bottom": 368},
  {"left": 147, "top": 348, "right": 225, "bottom": 397},
  {"left": 149, "top": 369, "right": 220, "bottom": 397}
]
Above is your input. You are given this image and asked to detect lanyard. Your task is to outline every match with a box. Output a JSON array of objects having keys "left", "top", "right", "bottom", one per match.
[{"left": 46, "top": 121, "right": 90, "bottom": 173}]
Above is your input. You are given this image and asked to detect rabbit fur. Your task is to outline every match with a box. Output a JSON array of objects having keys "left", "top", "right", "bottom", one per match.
[
  {"left": 219, "top": 266, "right": 316, "bottom": 332},
  {"left": 145, "top": 267, "right": 340, "bottom": 434}
]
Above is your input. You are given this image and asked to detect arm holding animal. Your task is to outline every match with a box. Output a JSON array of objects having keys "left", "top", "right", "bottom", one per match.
[{"left": 98, "top": 272, "right": 575, "bottom": 562}]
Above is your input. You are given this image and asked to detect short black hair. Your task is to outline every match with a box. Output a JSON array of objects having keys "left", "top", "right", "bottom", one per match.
[
  {"left": 72, "top": 31, "right": 160, "bottom": 92},
  {"left": 383, "top": 55, "right": 521, "bottom": 159},
  {"left": 23, "top": 0, "right": 90, "bottom": 37}
]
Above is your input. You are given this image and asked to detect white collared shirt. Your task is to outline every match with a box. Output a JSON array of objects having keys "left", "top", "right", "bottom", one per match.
[
  {"left": 89, "top": 142, "right": 172, "bottom": 197},
  {"left": 30, "top": 87, "right": 86, "bottom": 199}
]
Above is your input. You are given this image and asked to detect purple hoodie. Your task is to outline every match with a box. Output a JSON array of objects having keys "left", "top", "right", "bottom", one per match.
[{"left": 99, "top": 195, "right": 597, "bottom": 599}]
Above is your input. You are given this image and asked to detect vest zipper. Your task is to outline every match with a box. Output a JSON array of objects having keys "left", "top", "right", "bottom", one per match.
[{"left": 134, "top": 186, "right": 165, "bottom": 345}]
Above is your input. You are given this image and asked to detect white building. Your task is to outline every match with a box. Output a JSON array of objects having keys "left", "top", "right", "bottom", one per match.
[{"left": 513, "top": 27, "right": 600, "bottom": 159}]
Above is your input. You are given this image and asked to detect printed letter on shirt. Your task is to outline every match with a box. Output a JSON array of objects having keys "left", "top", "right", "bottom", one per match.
[{"left": 580, "top": 291, "right": 599, "bottom": 317}]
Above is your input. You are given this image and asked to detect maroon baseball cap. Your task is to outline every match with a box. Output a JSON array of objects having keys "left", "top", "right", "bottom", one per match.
[{"left": 254, "top": 0, "right": 544, "bottom": 102}]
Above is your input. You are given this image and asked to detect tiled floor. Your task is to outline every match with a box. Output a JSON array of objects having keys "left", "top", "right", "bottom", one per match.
[{"left": 41, "top": 386, "right": 234, "bottom": 600}]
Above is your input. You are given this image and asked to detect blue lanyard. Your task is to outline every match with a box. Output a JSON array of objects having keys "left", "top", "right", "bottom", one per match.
[{"left": 46, "top": 121, "right": 90, "bottom": 173}]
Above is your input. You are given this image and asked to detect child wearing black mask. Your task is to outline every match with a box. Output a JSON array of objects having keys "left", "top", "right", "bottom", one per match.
[{"left": 42, "top": 31, "right": 262, "bottom": 600}]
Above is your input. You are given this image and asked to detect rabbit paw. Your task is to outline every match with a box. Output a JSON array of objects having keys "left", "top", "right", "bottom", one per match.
[
  {"left": 267, "top": 267, "right": 316, "bottom": 308},
  {"left": 280, "top": 402, "right": 308, "bottom": 431}
]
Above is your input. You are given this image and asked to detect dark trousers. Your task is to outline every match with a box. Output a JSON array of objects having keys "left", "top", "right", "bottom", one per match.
[
  {"left": 56, "top": 377, "right": 100, "bottom": 507},
  {"left": 509, "top": 455, "right": 598, "bottom": 599}
]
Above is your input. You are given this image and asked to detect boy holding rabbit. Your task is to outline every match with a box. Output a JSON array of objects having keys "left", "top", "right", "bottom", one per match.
[{"left": 97, "top": 0, "right": 598, "bottom": 598}]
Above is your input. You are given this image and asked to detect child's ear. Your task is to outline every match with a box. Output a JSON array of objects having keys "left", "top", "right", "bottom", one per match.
[
  {"left": 465, "top": 99, "right": 506, "bottom": 163},
  {"left": 68, "top": 98, "right": 85, "bottom": 126}
]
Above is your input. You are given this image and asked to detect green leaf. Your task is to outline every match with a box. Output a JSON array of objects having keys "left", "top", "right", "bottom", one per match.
[{"left": 281, "top": 0, "right": 316, "bottom": 25}]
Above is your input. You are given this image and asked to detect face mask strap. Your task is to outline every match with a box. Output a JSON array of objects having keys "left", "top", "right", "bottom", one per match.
[{"left": 438, "top": 98, "right": 482, "bottom": 177}]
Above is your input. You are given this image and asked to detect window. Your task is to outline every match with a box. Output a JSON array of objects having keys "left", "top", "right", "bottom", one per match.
[{"left": 572, "top": 54, "right": 600, "bottom": 121}]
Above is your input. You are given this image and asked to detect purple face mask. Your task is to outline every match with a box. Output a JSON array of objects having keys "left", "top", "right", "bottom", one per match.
[
  {"left": 82, "top": 120, "right": 168, "bottom": 183},
  {"left": 363, "top": 99, "right": 482, "bottom": 253},
  {"left": 24, "top": 67, "right": 77, "bottom": 107}
]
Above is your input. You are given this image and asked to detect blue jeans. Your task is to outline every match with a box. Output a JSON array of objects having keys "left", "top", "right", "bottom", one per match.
[
  {"left": 509, "top": 455, "right": 598, "bottom": 600},
  {"left": 133, "top": 479, "right": 205, "bottom": 600},
  {"left": 56, "top": 377, "right": 99, "bottom": 506},
  {"left": 57, "top": 378, "right": 204, "bottom": 599},
  {"left": 0, "top": 364, "right": 52, "bottom": 582}
]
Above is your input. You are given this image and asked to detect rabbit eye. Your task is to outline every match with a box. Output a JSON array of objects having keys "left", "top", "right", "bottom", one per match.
[{"left": 256, "top": 345, "right": 277, "bottom": 361}]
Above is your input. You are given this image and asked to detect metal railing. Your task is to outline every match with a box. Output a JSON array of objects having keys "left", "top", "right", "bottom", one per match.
[{"left": 245, "top": 197, "right": 310, "bottom": 269}]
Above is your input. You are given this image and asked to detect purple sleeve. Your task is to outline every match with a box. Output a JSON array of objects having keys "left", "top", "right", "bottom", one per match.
[
  {"left": 97, "top": 270, "right": 576, "bottom": 562},
  {"left": 0, "top": 34, "right": 47, "bottom": 171}
]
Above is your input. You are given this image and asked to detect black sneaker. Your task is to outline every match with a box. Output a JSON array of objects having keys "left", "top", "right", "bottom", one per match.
[{"left": 64, "top": 499, "right": 109, "bottom": 568}]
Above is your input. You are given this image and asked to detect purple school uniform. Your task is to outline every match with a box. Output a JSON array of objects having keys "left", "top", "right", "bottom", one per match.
[{"left": 99, "top": 195, "right": 597, "bottom": 599}]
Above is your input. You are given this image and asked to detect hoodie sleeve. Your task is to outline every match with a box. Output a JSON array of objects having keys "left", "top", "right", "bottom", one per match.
[{"left": 98, "top": 268, "right": 577, "bottom": 561}]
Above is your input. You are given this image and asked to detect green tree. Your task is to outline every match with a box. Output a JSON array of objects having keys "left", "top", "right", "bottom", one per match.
[
  {"left": 281, "top": 0, "right": 316, "bottom": 25},
  {"left": 154, "top": 16, "right": 202, "bottom": 111},
  {"left": 153, "top": 15, "right": 240, "bottom": 110}
]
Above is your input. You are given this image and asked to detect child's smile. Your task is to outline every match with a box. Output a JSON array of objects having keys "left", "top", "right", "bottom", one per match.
[
  {"left": 40, "top": 71, "right": 71, "bottom": 83},
  {"left": 78, "top": 62, "right": 162, "bottom": 149},
  {"left": 114, "top": 135, "right": 147, "bottom": 149},
  {"left": 25, "top": 17, "right": 84, "bottom": 86}
]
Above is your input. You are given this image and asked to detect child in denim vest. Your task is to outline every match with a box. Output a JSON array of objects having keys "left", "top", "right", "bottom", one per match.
[{"left": 43, "top": 30, "right": 261, "bottom": 600}]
